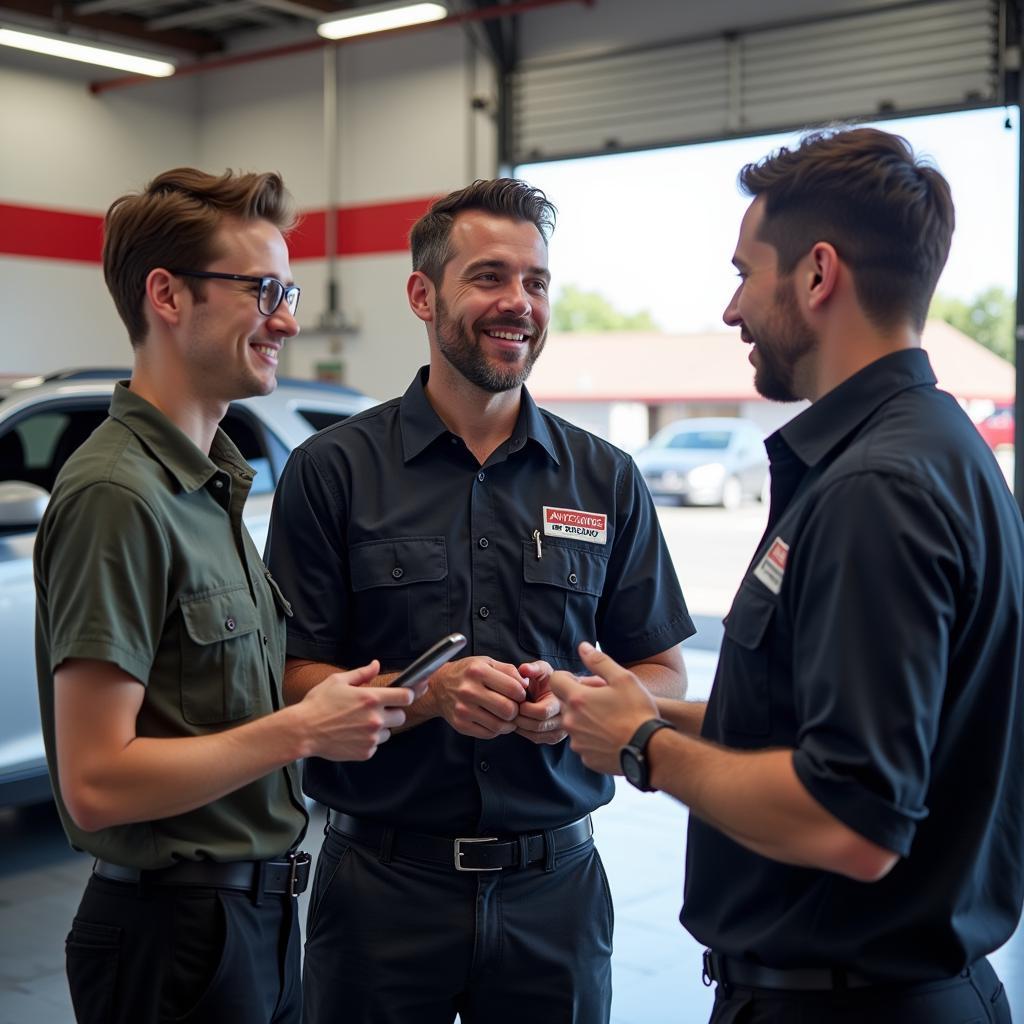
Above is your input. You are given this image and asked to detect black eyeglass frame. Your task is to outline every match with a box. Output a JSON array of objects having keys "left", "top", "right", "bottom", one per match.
[{"left": 168, "top": 269, "right": 300, "bottom": 317}]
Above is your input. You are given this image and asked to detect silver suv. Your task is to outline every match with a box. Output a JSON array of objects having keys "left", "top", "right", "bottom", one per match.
[{"left": 0, "top": 369, "right": 376, "bottom": 807}]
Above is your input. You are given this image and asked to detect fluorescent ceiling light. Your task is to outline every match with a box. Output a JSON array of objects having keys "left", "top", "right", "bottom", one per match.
[
  {"left": 0, "top": 27, "right": 176, "bottom": 77},
  {"left": 317, "top": 1, "right": 448, "bottom": 41}
]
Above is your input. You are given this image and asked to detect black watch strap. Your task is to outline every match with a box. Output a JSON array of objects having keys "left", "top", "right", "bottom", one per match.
[
  {"left": 627, "top": 717, "right": 674, "bottom": 753},
  {"left": 621, "top": 717, "right": 674, "bottom": 791}
]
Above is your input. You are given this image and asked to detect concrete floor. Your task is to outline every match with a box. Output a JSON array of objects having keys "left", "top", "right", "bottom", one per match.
[
  {"left": 1, "top": 663, "right": 717, "bottom": 1024},
  {"left": 4, "top": 503, "right": 1024, "bottom": 1022}
]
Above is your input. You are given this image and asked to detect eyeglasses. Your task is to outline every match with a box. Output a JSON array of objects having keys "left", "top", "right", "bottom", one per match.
[{"left": 169, "top": 270, "right": 301, "bottom": 317}]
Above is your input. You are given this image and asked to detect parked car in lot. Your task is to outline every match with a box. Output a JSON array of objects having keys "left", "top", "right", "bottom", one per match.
[
  {"left": 0, "top": 369, "right": 376, "bottom": 807},
  {"left": 976, "top": 405, "right": 1014, "bottom": 451},
  {"left": 634, "top": 417, "right": 769, "bottom": 508}
]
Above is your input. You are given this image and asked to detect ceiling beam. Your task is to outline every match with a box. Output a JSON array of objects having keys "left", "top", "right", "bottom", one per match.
[
  {"left": 0, "top": 0, "right": 223, "bottom": 54},
  {"left": 88, "top": 0, "right": 592, "bottom": 93}
]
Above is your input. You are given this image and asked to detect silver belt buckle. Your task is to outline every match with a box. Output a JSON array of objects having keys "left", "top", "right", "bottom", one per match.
[
  {"left": 454, "top": 836, "right": 500, "bottom": 872},
  {"left": 287, "top": 851, "right": 310, "bottom": 897}
]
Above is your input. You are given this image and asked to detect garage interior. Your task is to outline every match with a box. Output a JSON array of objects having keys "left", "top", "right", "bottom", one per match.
[{"left": 1, "top": 1, "right": 1022, "bottom": 1021}]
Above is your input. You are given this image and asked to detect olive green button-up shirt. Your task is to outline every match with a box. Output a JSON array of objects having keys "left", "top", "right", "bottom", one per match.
[{"left": 35, "top": 382, "right": 307, "bottom": 869}]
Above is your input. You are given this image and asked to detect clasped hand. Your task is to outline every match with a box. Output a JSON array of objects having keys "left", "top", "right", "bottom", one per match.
[{"left": 430, "top": 657, "right": 569, "bottom": 744}]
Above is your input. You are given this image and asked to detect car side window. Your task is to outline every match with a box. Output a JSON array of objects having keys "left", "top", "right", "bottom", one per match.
[
  {"left": 296, "top": 407, "right": 352, "bottom": 432},
  {"left": 221, "top": 408, "right": 281, "bottom": 496},
  {"left": 0, "top": 406, "right": 108, "bottom": 492}
]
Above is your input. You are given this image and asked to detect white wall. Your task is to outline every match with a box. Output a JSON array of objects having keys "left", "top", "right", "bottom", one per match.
[
  {"left": 0, "top": 54, "right": 200, "bottom": 373},
  {"left": 0, "top": 21, "right": 498, "bottom": 397}
]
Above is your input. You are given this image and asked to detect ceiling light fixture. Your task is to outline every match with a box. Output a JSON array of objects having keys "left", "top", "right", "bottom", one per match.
[
  {"left": 317, "top": 1, "right": 448, "bottom": 41},
  {"left": 0, "top": 26, "right": 175, "bottom": 77}
]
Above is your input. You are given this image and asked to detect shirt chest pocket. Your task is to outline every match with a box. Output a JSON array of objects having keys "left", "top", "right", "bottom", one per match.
[
  {"left": 518, "top": 541, "right": 608, "bottom": 663},
  {"left": 179, "top": 585, "right": 261, "bottom": 725},
  {"left": 717, "top": 583, "right": 776, "bottom": 738},
  {"left": 349, "top": 537, "right": 449, "bottom": 660}
]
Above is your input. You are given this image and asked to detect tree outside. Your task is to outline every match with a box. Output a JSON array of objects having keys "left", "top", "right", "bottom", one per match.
[
  {"left": 930, "top": 286, "right": 1015, "bottom": 364},
  {"left": 552, "top": 284, "right": 661, "bottom": 332}
]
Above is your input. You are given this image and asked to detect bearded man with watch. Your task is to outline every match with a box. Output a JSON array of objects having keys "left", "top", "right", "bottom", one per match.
[{"left": 551, "top": 127, "right": 1024, "bottom": 1024}]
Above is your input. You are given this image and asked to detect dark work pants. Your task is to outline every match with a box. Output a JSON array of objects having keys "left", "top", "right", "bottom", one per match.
[
  {"left": 303, "top": 824, "right": 614, "bottom": 1024},
  {"left": 708, "top": 957, "right": 1011, "bottom": 1024},
  {"left": 65, "top": 874, "right": 301, "bottom": 1024}
]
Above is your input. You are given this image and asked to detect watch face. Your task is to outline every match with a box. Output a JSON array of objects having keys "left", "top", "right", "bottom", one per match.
[{"left": 621, "top": 748, "right": 646, "bottom": 789}]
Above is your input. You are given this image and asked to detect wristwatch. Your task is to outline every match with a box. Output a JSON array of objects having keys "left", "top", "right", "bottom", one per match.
[{"left": 620, "top": 718, "right": 674, "bottom": 792}]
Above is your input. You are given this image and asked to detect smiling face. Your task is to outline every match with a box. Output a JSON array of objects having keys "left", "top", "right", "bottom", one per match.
[
  {"left": 723, "top": 198, "right": 818, "bottom": 403},
  {"left": 429, "top": 211, "right": 551, "bottom": 394},
  {"left": 183, "top": 215, "right": 299, "bottom": 401}
]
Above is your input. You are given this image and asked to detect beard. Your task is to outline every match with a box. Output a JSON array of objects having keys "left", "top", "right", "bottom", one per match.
[
  {"left": 748, "top": 277, "right": 818, "bottom": 403},
  {"left": 434, "top": 296, "right": 545, "bottom": 394}
]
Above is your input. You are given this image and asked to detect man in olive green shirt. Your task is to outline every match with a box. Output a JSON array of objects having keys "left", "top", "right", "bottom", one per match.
[{"left": 34, "top": 168, "right": 415, "bottom": 1024}]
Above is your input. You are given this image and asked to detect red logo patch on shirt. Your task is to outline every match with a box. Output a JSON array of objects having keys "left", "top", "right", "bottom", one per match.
[
  {"left": 542, "top": 506, "right": 608, "bottom": 544},
  {"left": 753, "top": 537, "right": 789, "bottom": 594}
]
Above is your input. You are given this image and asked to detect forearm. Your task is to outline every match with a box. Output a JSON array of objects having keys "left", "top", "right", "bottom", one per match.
[
  {"left": 654, "top": 696, "right": 706, "bottom": 735},
  {"left": 646, "top": 731, "right": 896, "bottom": 881},
  {"left": 627, "top": 658, "right": 686, "bottom": 698},
  {"left": 283, "top": 658, "right": 337, "bottom": 704},
  {"left": 64, "top": 705, "right": 309, "bottom": 831}
]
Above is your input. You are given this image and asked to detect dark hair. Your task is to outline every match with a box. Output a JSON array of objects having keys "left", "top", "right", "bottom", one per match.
[
  {"left": 410, "top": 178, "right": 556, "bottom": 285},
  {"left": 738, "top": 127, "right": 954, "bottom": 331},
  {"left": 103, "top": 167, "right": 296, "bottom": 346}
]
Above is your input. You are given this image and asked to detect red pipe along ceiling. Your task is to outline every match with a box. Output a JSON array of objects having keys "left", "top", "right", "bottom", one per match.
[{"left": 89, "top": 0, "right": 594, "bottom": 94}]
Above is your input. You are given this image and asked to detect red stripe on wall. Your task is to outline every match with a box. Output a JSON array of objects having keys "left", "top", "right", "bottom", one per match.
[
  {"left": 0, "top": 203, "right": 105, "bottom": 263},
  {"left": 0, "top": 196, "right": 436, "bottom": 264},
  {"left": 338, "top": 198, "right": 435, "bottom": 257}
]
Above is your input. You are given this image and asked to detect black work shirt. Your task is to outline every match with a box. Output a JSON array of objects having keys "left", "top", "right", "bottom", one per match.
[
  {"left": 35, "top": 383, "right": 306, "bottom": 868},
  {"left": 682, "top": 349, "right": 1024, "bottom": 981},
  {"left": 266, "top": 367, "right": 693, "bottom": 833}
]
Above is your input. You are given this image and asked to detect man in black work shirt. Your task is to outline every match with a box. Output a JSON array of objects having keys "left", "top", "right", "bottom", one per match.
[
  {"left": 265, "top": 178, "right": 693, "bottom": 1023},
  {"left": 551, "top": 128, "right": 1024, "bottom": 1023}
]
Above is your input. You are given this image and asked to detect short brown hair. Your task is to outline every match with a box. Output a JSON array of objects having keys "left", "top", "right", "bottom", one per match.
[
  {"left": 410, "top": 178, "right": 556, "bottom": 285},
  {"left": 103, "top": 167, "right": 296, "bottom": 346},
  {"left": 738, "top": 127, "right": 955, "bottom": 332}
]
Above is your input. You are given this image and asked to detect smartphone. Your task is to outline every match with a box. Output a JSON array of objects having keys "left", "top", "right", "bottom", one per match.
[{"left": 389, "top": 633, "right": 467, "bottom": 688}]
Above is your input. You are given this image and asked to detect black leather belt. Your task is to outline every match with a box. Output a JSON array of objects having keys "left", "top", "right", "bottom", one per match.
[
  {"left": 329, "top": 812, "right": 593, "bottom": 871},
  {"left": 93, "top": 852, "right": 312, "bottom": 897},
  {"left": 703, "top": 950, "right": 880, "bottom": 991}
]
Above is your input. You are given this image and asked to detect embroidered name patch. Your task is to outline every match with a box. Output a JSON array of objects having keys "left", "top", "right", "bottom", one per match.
[
  {"left": 543, "top": 506, "right": 608, "bottom": 545},
  {"left": 753, "top": 537, "right": 789, "bottom": 594}
]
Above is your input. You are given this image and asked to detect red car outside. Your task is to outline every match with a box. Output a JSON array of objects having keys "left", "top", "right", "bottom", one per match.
[{"left": 977, "top": 406, "right": 1015, "bottom": 450}]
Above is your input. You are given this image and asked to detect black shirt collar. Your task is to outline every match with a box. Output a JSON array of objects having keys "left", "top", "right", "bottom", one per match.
[
  {"left": 399, "top": 366, "right": 560, "bottom": 466},
  {"left": 775, "top": 348, "right": 937, "bottom": 467}
]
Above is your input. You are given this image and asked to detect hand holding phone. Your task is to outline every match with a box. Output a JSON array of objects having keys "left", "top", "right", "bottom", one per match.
[{"left": 389, "top": 633, "right": 467, "bottom": 688}]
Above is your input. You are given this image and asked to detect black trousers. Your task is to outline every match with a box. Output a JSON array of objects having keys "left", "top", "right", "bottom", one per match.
[
  {"left": 708, "top": 957, "right": 1011, "bottom": 1024},
  {"left": 65, "top": 874, "right": 301, "bottom": 1024},
  {"left": 303, "top": 823, "right": 614, "bottom": 1024}
]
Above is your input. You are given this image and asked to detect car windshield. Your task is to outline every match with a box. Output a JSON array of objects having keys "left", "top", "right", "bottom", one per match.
[{"left": 665, "top": 430, "right": 732, "bottom": 451}]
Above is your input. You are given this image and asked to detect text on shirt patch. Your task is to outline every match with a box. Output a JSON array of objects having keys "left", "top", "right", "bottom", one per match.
[
  {"left": 543, "top": 506, "right": 608, "bottom": 545},
  {"left": 753, "top": 537, "right": 789, "bottom": 594}
]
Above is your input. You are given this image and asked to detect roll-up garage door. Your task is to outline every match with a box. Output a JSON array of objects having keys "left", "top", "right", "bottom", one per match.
[{"left": 508, "top": 0, "right": 999, "bottom": 165}]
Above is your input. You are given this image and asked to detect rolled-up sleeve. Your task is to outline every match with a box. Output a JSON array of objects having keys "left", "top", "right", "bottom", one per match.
[{"left": 789, "top": 474, "right": 962, "bottom": 855}]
